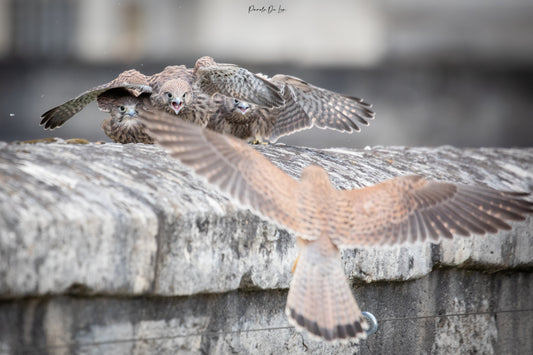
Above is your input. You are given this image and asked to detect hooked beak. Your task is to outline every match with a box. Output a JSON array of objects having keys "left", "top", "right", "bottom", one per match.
[
  {"left": 236, "top": 101, "right": 250, "bottom": 114},
  {"left": 170, "top": 98, "right": 184, "bottom": 114},
  {"left": 126, "top": 108, "right": 137, "bottom": 117}
]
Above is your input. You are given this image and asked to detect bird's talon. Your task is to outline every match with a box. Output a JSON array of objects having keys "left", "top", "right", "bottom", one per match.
[{"left": 291, "top": 253, "right": 300, "bottom": 274}]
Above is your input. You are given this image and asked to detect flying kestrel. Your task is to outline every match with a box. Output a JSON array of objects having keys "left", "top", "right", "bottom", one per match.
[
  {"left": 136, "top": 108, "right": 533, "bottom": 342},
  {"left": 40, "top": 69, "right": 152, "bottom": 129},
  {"left": 97, "top": 89, "right": 153, "bottom": 144}
]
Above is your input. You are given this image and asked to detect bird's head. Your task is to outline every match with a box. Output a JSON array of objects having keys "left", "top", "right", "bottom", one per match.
[
  {"left": 233, "top": 99, "right": 250, "bottom": 114},
  {"left": 152, "top": 79, "right": 192, "bottom": 115},
  {"left": 111, "top": 96, "right": 142, "bottom": 123}
]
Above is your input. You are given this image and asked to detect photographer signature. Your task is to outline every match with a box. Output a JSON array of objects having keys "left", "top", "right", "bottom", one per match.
[{"left": 248, "top": 4, "right": 286, "bottom": 14}]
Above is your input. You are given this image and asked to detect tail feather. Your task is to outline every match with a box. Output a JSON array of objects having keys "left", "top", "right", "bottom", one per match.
[{"left": 286, "top": 237, "right": 368, "bottom": 342}]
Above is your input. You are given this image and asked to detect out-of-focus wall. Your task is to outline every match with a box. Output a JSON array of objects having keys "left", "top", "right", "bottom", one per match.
[
  {"left": 49, "top": 0, "right": 386, "bottom": 66},
  {"left": 0, "top": 0, "right": 9, "bottom": 57},
  {"left": 1, "top": 0, "right": 532, "bottom": 147},
  {"left": 4, "top": 0, "right": 532, "bottom": 66}
]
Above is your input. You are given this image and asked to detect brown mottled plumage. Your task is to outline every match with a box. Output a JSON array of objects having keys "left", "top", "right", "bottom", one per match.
[
  {"left": 41, "top": 56, "right": 374, "bottom": 143},
  {"left": 205, "top": 98, "right": 268, "bottom": 142},
  {"left": 40, "top": 65, "right": 193, "bottom": 132},
  {"left": 150, "top": 79, "right": 193, "bottom": 117},
  {"left": 147, "top": 65, "right": 193, "bottom": 96},
  {"left": 39, "top": 57, "right": 277, "bottom": 141},
  {"left": 98, "top": 90, "right": 153, "bottom": 144},
  {"left": 196, "top": 57, "right": 375, "bottom": 142},
  {"left": 149, "top": 57, "right": 285, "bottom": 128},
  {"left": 269, "top": 74, "right": 375, "bottom": 140},
  {"left": 194, "top": 57, "right": 285, "bottom": 108},
  {"left": 40, "top": 69, "right": 152, "bottom": 129},
  {"left": 136, "top": 107, "right": 533, "bottom": 343},
  {"left": 206, "top": 85, "right": 306, "bottom": 142}
]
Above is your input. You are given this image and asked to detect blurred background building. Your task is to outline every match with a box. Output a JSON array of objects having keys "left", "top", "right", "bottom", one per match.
[{"left": 1, "top": 0, "right": 532, "bottom": 148}]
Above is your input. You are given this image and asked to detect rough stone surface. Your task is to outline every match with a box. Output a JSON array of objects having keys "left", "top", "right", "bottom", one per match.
[{"left": 0, "top": 140, "right": 532, "bottom": 354}]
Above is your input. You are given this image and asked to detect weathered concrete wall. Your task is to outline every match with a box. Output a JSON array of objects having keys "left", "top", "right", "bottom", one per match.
[{"left": 0, "top": 140, "right": 532, "bottom": 354}]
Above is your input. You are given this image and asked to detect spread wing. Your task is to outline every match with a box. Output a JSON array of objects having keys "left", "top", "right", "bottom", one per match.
[
  {"left": 271, "top": 74, "right": 375, "bottom": 134},
  {"left": 138, "top": 108, "right": 301, "bottom": 233},
  {"left": 266, "top": 88, "right": 315, "bottom": 142},
  {"left": 195, "top": 64, "right": 285, "bottom": 108},
  {"left": 40, "top": 69, "right": 151, "bottom": 129},
  {"left": 333, "top": 175, "right": 533, "bottom": 247},
  {"left": 96, "top": 88, "right": 147, "bottom": 112}
]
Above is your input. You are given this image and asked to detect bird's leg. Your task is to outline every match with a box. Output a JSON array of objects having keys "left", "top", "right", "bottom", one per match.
[
  {"left": 291, "top": 252, "right": 300, "bottom": 274},
  {"left": 292, "top": 236, "right": 308, "bottom": 273}
]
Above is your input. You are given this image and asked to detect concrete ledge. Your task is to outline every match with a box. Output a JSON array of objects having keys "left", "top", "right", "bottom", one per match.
[
  {"left": 0, "top": 141, "right": 532, "bottom": 353},
  {"left": 1, "top": 269, "right": 532, "bottom": 354}
]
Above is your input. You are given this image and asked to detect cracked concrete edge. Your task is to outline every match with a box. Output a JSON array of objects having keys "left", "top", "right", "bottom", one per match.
[{"left": 0, "top": 141, "right": 532, "bottom": 297}]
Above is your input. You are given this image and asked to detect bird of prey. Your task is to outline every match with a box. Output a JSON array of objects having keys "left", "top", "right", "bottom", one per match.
[
  {"left": 39, "top": 59, "right": 282, "bottom": 139},
  {"left": 195, "top": 57, "right": 375, "bottom": 143},
  {"left": 193, "top": 56, "right": 285, "bottom": 108},
  {"left": 136, "top": 108, "right": 533, "bottom": 342},
  {"left": 41, "top": 56, "right": 375, "bottom": 143},
  {"left": 97, "top": 89, "right": 153, "bottom": 144},
  {"left": 141, "top": 56, "right": 375, "bottom": 143},
  {"left": 148, "top": 56, "right": 285, "bottom": 128},
  {"left": 40, "top": 69, "right": 152, "bottom": 129}
]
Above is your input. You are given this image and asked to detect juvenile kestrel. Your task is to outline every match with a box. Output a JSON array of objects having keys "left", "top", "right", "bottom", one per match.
[
  {"left": 205, "top": 89, "right": 296, "bottom": 143},
  {"left": 136, "top": 108, "right": 533, "bottom": 342},
  {"left": 196, "top": 57, "right": 375, "bottom": 142},
  {"left": 193, "top": 57, "right": 285, "bottom": 108},
  {"left": 39, "top": 65, "right": 193, "bottom": 133},
  {"left": 97, "top": 89, "right": 153, "bottom": 144},
  {"left": 205, "top": 80, "right": 371, "bottom": 143},
  {"left": 268, "top": 74, "right": 375, "bottom": 140},
  {"left": 40, "top": 59, "right": 282, "bottom": 140},
  {"left": 40, "top": 69, "right": 152, "bottom": 129},
  {"left": 149, "top": 57, "right": 285, "bottom": 127}
]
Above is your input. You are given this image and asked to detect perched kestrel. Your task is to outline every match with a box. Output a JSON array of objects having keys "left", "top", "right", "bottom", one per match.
[
  {"left": 194, "top": 57, "right": 285, "bottom": 108},
  {"left": 41, "top": 56, "right": 374, "bottom": 144},
  {"left": 149, "top": 78, "right": 212, "bottom": 126},
  {"left": 196, "top": 57, "right": 375, "bottom": 142},
  {"left": 40, "top": 69, "right": 152, "bottom": 129},
  {"left": 136, "top": 108, "right": 533, "bottom": 342},
  {"left": 148, "top": 56, "right": 285, "bottom": 127},
  {"left": 268, "top": 74, "right": 375, "bottom": 140},
  {"left": 39, "top": 65, "right": 193, "bottom": 132},
  {"left": 40, "top": 58, "right": 281, "bottom": 140},
  {"left": 97, "top": 89, "right": 153, "bottom": 144}
]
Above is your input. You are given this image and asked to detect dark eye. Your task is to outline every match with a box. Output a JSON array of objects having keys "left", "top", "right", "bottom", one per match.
[
  {"left": 118, "top": 105, "right": 126, "bottom": 112},
  {"left": 182, "top": 93, "right": 186, "bottom": 99},
  {"left": 166, "top": 92, "right": 173, "bottom": 99},
  {"left": 234, "top": 99, "right": 239, "bottom": 104}
]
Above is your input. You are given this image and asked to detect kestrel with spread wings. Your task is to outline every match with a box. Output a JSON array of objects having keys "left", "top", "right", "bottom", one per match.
[
  {"left": 40, "top": 69, "right": 152, "bottom": 130},
  {"left": 155, "top": 56, "right": 374, "bottom": 143},
  {"left": 39, "top": 59, "right": 282, "bottom": 140},
  {"left": 195, "top": 58, "right": 375, "bottom": 142},
  {"left": 136, "top": 108, "right": 533, "bottom": 342},
  {"left": 147, "top": 56, "right": 285, "bottom": 128},
  {"left": 39, "top": 65, "right": 195, "bottom": 130}
]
